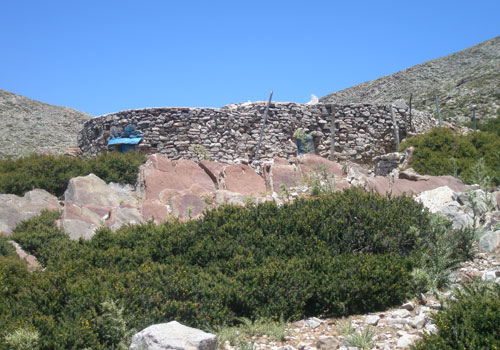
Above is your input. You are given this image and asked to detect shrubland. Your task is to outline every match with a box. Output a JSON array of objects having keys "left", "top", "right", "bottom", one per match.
[
  {"left": 399, "top": 127, "right": 500, "bottom": 186},
  {"left": 0, "top": 188, "right": 476, "bottom": 350},
  {"left": 412, "top": 281, "right": 500, "bottom": 349},
  {"left": 0, "top": 151, "right": 146, "bottom": 197}
]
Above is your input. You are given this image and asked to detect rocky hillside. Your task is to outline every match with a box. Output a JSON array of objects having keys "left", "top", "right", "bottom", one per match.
[
  {"left": 321, "top": 36, "right": 500, "bottom": 124},
  {"left": 0, "top": 89, "right": 92, "bottom": 158}
]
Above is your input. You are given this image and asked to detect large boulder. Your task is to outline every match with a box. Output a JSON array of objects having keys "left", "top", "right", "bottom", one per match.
[
  {"left": 129, "top": 321, "right": 217, "bottom": 350},
  {"left": 415, "top": 186, "right": 474, "bottom": 229},
  {"left": 221, "top": 164, "right": 267, "bottom": 196},
  {"left": 0, "top": 189, "right": 59, "bottom": 235},
  {"left": 58, "top": 174, "right": 142, "bottom": 240},
  {"left": 64, "top": 174, "right": 121, "bottom": 207},
  {"left": 138, "top": 155, "right": 215, "bottom": 201}
]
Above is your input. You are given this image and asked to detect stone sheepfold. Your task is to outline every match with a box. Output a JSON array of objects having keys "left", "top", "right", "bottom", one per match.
[{"left": 79, "top": 101, "right": 435, "bottom": 164}]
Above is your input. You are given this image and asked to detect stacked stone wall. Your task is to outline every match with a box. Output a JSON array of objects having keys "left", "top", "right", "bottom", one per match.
[{"left": 78, "top": 102, "right": 435, "bottom": 164}]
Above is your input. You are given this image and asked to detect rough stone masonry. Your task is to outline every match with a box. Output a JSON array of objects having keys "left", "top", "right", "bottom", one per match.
[{"left": 79, "top": 101, "right": 435, "bottom": 164}]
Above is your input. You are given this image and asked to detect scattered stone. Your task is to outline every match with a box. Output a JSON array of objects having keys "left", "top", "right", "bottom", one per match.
[
  {"left": 365, "top": 315, "right": 380, "bottom": 326},
  {"left": 482, "top": 270, "right": 500, "bottom": 282},
  {"left": 129, "top": 321, "right": 216, "bottom": 350},
  {"left": 305, "top": 318, "right": 322, "bottom": 329},
  {"left": 400, "top": 302, "right": 415, "bottom": 311},
  {"left": 478, "top": 231, "right": 500, "bottom": 252},
  {"left": 396, "top": 334, "right": 417, "bottom": 348},
  {"left": 392, "top": 309, "right": 411, "bottom": 318},
  {"left": 410, "top": 316, "right": 426, "bottom": 329}
]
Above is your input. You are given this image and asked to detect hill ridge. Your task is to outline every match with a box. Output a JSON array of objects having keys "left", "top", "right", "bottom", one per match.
[
  {"left": 0, "top": 89, "right": 92, "bottom": 158},
  {"left": 320, "top": 36, "right": 500, "bottom": 123}
]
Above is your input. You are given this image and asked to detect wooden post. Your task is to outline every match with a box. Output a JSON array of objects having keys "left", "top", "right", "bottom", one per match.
[
  {"left": 389, "top": 105, "right": 400, "bottom": 149},
  {"left": 253, "top": 91, "right": 273, "bottom": 162},
  {"left": 409, "top": 93, "right": 413, "bottom": 132},
  {"left": 435, "top": 94, "right": 442, "bottom": 126},
  {"left": 329, "top": 105, "right": 336, "bottom": 161},
  {"left": 472, "top": 107, "right": 477, "bottom": 130}
]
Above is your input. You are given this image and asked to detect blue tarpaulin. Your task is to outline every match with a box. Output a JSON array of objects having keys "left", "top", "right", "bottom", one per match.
[{"left": 107, "top": 137, "right": 142, "bottom": 146}]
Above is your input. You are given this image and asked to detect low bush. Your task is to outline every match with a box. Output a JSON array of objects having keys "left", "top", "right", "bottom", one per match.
[
  {"left": 412, "top": 281, "right": 500, "bottom": 349},
  {"left": 0, "top": 189, "right": 476, "bottom": 350},
  {"left": 465, "top": 112, "right": 500, "bottom": 136},
  {"left": 0, "top": 151, "right": 146, "bottom": 197},
  {"left": 399, "top": 128, "right": 500, "bottom": 185}
]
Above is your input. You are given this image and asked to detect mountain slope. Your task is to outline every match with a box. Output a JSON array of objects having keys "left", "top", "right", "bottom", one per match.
[
  {"left": 321, "top": 36, "right": 500, "bottom": 124},
  {"left": 0, "top": 89, "right": 92, "bottom": 158}
]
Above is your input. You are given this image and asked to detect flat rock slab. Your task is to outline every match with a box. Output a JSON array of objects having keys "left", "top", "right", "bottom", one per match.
[
  {"left": 129, "top": 321, "right": 217, "bottom": 350},
  {"left": 0, "top": 189, "right": 59, "bottom": 235},
  {"left": 221, "top": 164, "right": 266, "bottom": 196},
  {"left": 364, "top": 171, "right": 468, "bottom": 197},
  {"left": 140, "top": 155, "right": 216, "bottom": 200},
  {"left": 298, "top": 154, "right": 344, "bottom": 178}
]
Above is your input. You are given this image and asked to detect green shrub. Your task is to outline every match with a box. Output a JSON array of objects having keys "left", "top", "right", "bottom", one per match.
[
  {"left": 409, "top": 214, "right": 475, "bottom": 294},
  {"left": 87, "top": 151, "right": 146, "bottom": 186},
  {"left": 412, "top": 281, "right": 500, "bottom": 350},
  {"left": 0, "top": 151, "right": 146, "bottom": 197},
  {"left": 10, "top": 211, "right": 73, "bottom": 266},
  {"left": 399, "top": 128, "right": 500, "bottom": 185},
  {"left": 0, "top": 237, "right": 15, "bottom": 257},
  {"left": 1, "top": 189, "right": 474, "bottom": 349},
  {"left": 465, "top": 112, "right": 500, "bottom": 136},
  {"left": 4, "top": 328, "right": 39, "bottom": 350}
]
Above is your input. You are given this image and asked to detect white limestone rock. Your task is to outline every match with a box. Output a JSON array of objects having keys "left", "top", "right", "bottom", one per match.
[{"left": 129, "top": 321, "right": 217, "bottom": 350}]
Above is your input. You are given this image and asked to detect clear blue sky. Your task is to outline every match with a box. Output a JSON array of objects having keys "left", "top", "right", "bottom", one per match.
[{"left": 1, "top": 0, "right": 499, "bottom": 116}]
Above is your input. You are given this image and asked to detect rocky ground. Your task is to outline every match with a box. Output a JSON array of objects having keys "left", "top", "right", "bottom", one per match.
[
  {"left": 320, "top": 36, "right": 500, "bottom": 124},
  {"left": 227, "top": 247, "right": 500, "bottom": 350},
  {"left": 0, "top": 89, "right": 92, "bottom": 158}
]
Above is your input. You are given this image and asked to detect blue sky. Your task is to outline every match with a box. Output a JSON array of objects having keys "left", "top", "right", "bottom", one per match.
[{"left": 1, "top": 0, "right": 499, "bottom": 116}]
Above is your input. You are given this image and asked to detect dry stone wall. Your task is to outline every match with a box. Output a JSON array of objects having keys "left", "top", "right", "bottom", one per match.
[{"left": 79, "top": 102, "right": 435, "bottom": 164}]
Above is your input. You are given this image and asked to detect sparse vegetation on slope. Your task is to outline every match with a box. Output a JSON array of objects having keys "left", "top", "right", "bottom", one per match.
[
  {"left": 0, "top": 89, "right": 92, "bottom": 158},
  {"left": 0, "top": 189, "right": 475, "bottom": 349},
  {"left": 321, "top": 36, "right": 500, "bottom": 124}
]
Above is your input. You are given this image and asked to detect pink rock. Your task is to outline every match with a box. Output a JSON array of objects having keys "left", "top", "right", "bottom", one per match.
[
  {"left": 267, "top": 157, "right": 301, "bottom": 192},
  {"left": 199, "top": 160, "right": 227, "bottom": 188},
  {"left": 399, "top": 169, "right": 467, "bottom": 193},
  {"left": 298, "top": 154, "right": 344, "bottom": 178},
  {"left": 170, "top": 193, "right": 206, "bottom": 219},
  {"left": 140, "top": 155, "right": 216, "bottom": 200},
  {"left": 221, "top": 164, "right": 267, "bottom": 196},
  {"left": 141, "top": 199, "right": 169, "bottom": 223}
]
